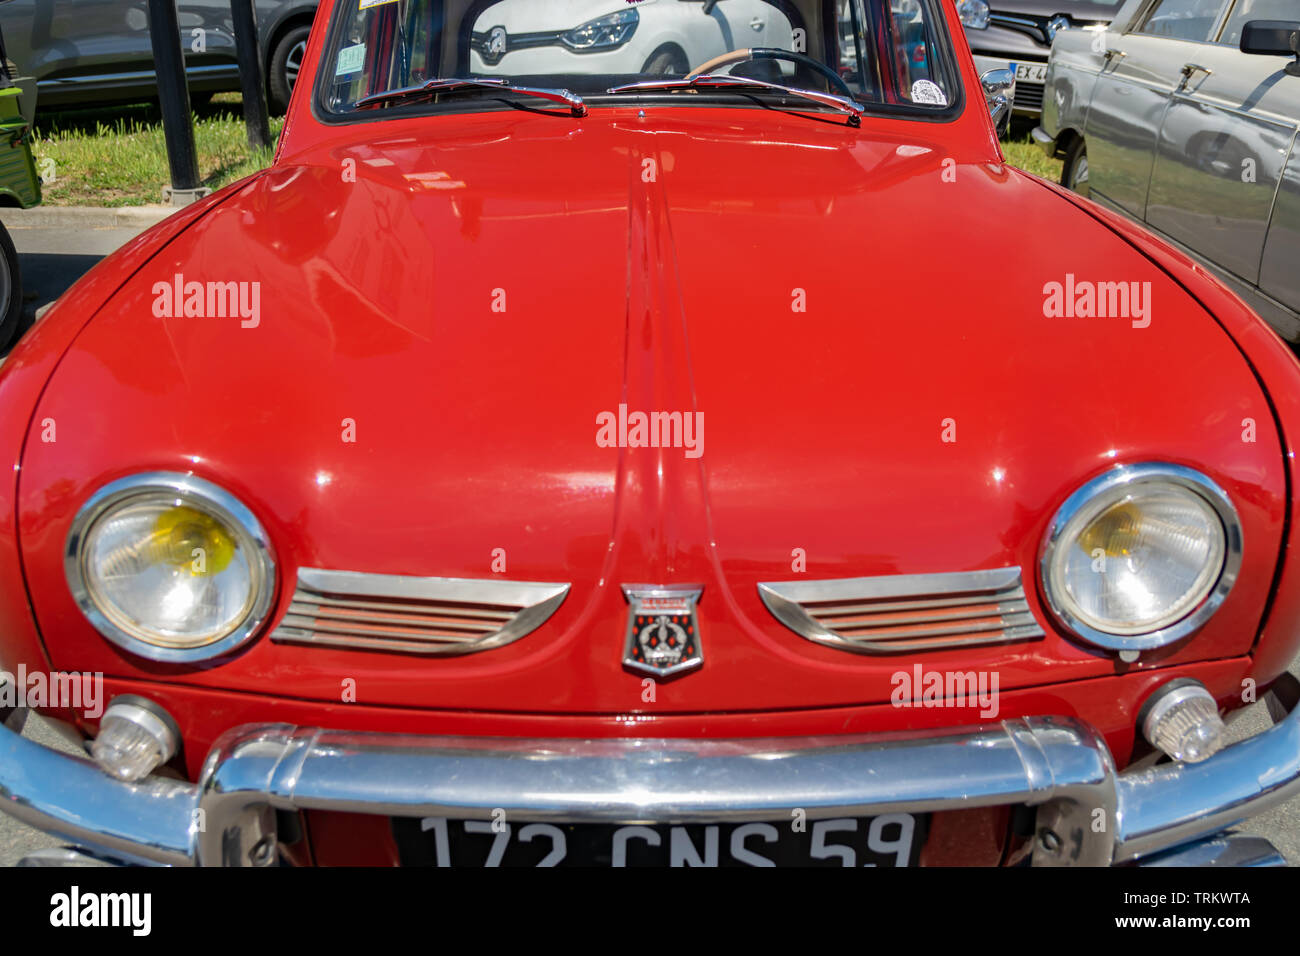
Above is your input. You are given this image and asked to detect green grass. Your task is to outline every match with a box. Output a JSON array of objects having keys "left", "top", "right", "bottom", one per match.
[
  {"left": 1001, "top": 120, "right": 1063, "bottom": 183},
  {"left": 28, "top": 95, "right": 1060, "bottom": 207},
  {"left": 31, "top": 94, "right": 282, "bottom": 206}
]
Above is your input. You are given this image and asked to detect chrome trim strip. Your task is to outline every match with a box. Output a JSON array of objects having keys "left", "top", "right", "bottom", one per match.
[
  {"left": 757, "top": 567, "right": 1044, "bottom": 654},
  {"left": 1038, "top": 463, "right": 1243, "bottom": 653},
  {"left": 988, "top": 13, "right": 1050, "bottom": 44},
  {"left": 39, "top": 64, "right": 238, "bottom": 88},
  {"left": 270, "top": 567, "right": 569, "bottom": 656},
  {"left": 63, "top": 472, "right": 278, "bottom": 664}
]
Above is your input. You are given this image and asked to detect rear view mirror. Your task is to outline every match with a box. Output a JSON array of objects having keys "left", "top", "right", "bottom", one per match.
[{"left": 1240, "top": 20, "right": 1300, "bottom": 76}]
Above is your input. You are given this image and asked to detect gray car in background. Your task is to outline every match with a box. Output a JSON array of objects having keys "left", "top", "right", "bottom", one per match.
[
  {"left": 957, "top": 0, "right": 1125, "bottom": 116},
  {"left": 1036, "top": 0, "right": 1300, "bottom": 342},
  {"left": 0, "top": 0, "right": 317, "bottom": 115}
]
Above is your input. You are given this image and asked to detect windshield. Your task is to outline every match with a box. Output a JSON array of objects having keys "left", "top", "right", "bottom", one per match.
[{"left": 318, "top": 0, "right": 961, "bottom": 119}]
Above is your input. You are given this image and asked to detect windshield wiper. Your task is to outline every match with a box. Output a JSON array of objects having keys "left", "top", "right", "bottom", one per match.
[
  {"left": 355, "top": 77, "right": 587, "bottom": 116},
  {"left": 608, "top": 74, "right": 863, "bottom": 126}
]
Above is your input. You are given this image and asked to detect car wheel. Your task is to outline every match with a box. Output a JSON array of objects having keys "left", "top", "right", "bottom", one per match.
[
  {"left": 268, "top": 25, "right": 311, "bottom": 115},
  {"left": 1063, "top": 137, "right": 1089, "bottom": 199},
  {"left": 0, "top": 222, "right": 24, "bottom": 353},
  {"left": 641, "top": 46, "right": 689, "bottom": 76}
]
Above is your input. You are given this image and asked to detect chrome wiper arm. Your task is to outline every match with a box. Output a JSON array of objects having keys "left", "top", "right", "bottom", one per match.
[
  {"left": 608, "top": 74, "right": 863, "bottom": 126},
  {"left": 356, "top": 77, "right": 587, "bottom": 116},
  {"left": 355, "top": 76, "right": 506, "bottom": 108}
]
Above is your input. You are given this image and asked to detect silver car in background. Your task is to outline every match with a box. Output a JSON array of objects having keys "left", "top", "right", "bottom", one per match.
[
  {"left": 467, "top": 0, "right": 796, "bottom": 77},
  {"left": 956, "top": 0, "right": 1124, "bottom": 116},
  {"left": 1035, "top": 0, "right": 1300, "bottom": 341}
]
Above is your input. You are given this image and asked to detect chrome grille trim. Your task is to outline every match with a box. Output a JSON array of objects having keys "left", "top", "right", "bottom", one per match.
[
  {"left": 758, "top": 567, "right": 1045, "bottom": 655},
  {"left": 271, "top": 567, "right": 569, "bottom": 656}
]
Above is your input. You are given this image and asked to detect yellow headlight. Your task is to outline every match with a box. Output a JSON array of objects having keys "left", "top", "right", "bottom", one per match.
[
  {"left": 149, "top": 505, "right": 236, "bottom": 576},
  {"left": 1077, "top": 500, "right": 1142, "bottom": 559}
]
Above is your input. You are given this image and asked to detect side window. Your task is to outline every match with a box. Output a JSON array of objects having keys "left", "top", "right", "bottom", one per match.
[
  {"left": 1220, "top": 0, "right": 1298, "bottom": 47},
  {"left": 1137, "top": 0, "right": 1231, "bottom": 41},
  {"left": 837, "top": 0, "right": 953, "bottom": 106}
]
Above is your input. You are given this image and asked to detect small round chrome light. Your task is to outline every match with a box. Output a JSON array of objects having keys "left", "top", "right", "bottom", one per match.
[
  {"left": 1040, "top": 463, "right": 1241, "bottom": 653},
  {"left": 65, "top": 472, "right": 276, "bottom": 663},
  {"left": 1138, "top": 678, "right": 1226, "bottom": 764},
  {"left": 91, "top": 695, "right": 180, "bottom": 781}
]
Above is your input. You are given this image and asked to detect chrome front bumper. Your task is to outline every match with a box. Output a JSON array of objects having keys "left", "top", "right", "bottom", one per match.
[{"left": 0, "top": 682, "right": 1296, "bottom": 867}]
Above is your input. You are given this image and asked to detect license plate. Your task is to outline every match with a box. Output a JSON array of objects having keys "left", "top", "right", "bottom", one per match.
[
  {"left": 1014, "top": 62, "right": 1047, "bottom": 83},
  {"left": 392, "top": 813, "right": 925, "bottom": 867}
]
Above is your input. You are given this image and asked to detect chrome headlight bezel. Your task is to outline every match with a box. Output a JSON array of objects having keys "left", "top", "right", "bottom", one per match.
[
  {"left": 1039, "top": 463, "right": 1242, "bottom": 652},
  {"left": 64, "top": 472, "right": 277, "bottom": 663}
]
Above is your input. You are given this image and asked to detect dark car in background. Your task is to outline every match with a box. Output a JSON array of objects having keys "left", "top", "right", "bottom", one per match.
[
  {"left": 0, "top": 0, "right": 316, "bottom": 115},
  {"left": 956, "top": 0, "right": 1123, "bottom": 116}
]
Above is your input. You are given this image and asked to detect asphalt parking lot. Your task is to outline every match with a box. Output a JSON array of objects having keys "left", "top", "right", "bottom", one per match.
[
  {"left": 0, "top": 206, "right": 174, "bottom": 339},
  {"left": 0, "top": 208, "right": 1296, "bottom": 867}
]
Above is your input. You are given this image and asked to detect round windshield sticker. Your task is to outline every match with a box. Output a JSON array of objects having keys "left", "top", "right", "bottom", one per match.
[{"left": 910, "top": 79, "right": 947, "bottom": 106}]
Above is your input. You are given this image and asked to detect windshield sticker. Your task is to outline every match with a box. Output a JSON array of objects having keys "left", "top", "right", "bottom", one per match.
[
  {"left": 336, "top": 43, "right": 366, "bottom": 76},
  {"left": 359, "top": 0, "right": 399, "bottom": 8},
  {"left": 910, "top": 79, "right": 947, "bottom": 106}
]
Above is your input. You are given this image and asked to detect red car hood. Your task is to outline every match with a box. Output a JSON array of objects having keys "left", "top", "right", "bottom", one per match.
[{"left": 21, "top": 109, "right": 1286, "bottom": 714}]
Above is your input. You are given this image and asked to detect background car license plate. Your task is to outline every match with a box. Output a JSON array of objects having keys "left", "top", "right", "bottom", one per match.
[
  {"left": 1015, "top": 62, "right": 1047, "bottom": 83},
  {"left": 392, "top": 813, "right": 925, "bottom": 867}
]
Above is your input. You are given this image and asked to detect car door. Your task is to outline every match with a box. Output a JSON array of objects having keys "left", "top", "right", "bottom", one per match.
[
  {"left": 173, "top": 0, "right": 239, "bottom": 77},
  {"left": 1260, "top": 141, "right": 1300, "bottom": 325},
  {"left": 1217, "top": 0, "right": 1300, "bottom": 319},
  {"left": 1083, "top": 0, "right": 1232, "bottom": 218},
  {"left": 10, "top": 0, "right": 143, "bottom": 83},
  {"left": 8, "top": 0, "right": 238, "bottom": 106},
  {"left": 711, "top": 0, "right": 775, "bottom": 48},
  {"left": 1144, "top": 0, "right": 1299, "bottom": 288}
]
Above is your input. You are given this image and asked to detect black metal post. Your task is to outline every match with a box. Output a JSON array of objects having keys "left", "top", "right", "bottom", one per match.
[
  {"left": 146, "top": 0, "right": 200, "bottom": 193},
  {"left": 231, "top": 0, "right": 272, "bottom": 150}
]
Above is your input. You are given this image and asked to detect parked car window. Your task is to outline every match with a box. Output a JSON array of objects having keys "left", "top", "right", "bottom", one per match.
[
  {"left": 1137, "top": 0, "right": 1231, "bottom": 41},
  {"left": 1219, "top": 0, "right": 1297, "bottom": 46},
  {"left": 319, "top": 0, "right": 960, "bottom": 118}
]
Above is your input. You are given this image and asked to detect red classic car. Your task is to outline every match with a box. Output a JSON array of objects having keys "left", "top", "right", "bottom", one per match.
[{"left": 0, "top": 0, "right": 1298, "bottom": 869}]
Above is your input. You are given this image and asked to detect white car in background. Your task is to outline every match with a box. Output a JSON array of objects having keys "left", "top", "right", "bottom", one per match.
[{"left": 468, "top": 0, "right": 796, "bottom": 77}]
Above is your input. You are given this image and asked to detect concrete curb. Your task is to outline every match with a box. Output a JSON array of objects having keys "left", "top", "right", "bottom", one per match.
[{"left": 0, "top": 206, "right": 175, "bottom": 230}]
